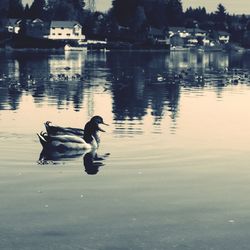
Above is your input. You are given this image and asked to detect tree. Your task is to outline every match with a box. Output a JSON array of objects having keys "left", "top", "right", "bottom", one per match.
[
  {"left": 133, "top": 6, "right": 147, "bottom": 31},
  {"left": 0, "top": 0, "right": 9, "bottom": 17},
  {"left": 214, "top": 3, "right": 228, "bottom": 30},
  {"left": 144, "top": 1, "right": 168, "bottom": 28},
  {"left": 46, "top": 0, "right": 85, "bottom": 21},
  {"left": 23, "top": 4, "right": 30, "bottom": 18},
  {"left": 165, "top": 0, "right": 183, "bottom": 26},
  {"left": 112, "top": 0, "right": 140, "bottom": 26},
  {"left": 29, "top": 0, "right": 46, "bottom": 19},
  {"left": 185, "top": 7, "right": 208, "bottom": 23},
  {"left": 215, "top": 4, "right": 227, "bottom": 23},
  {"left": 7, "top": 0, "right": 24, "bottom": 18}
]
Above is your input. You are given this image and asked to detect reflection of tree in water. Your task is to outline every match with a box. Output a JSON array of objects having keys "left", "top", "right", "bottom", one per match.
[
  {"left": 1, "top": 50, "right": 250, "bottom": 129},
  {"left": 148, "top": 83, "right": 180, "bottom": 123},
  {"left": 8, "top": 91, "right": 22, "bottom": 110},
  {"left": 229, "top": 52, "right": 250, "bottom": 69},
  {"left": 0, "top": 89, "right": 9, "bottom": 110},
  {"left": 106, "top": 51, "right": 180, "bottom": 124},
  {"left": 0, "top": 52, "right": 86, "bottom": 111}
]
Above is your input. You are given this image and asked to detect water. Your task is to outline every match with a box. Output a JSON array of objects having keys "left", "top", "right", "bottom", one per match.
[{"left": 1, "top": 50, "right": 250, "bottom": 250}]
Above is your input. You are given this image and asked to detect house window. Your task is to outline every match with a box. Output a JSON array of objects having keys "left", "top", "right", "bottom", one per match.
[
  {"left": 52, "top": 33, "right": 55, "bottom": 35},
  {"left": 75, "top": 33, "right": 79, "bottom": 36},
  {"left": 58, "top": 33, "right": 62, "bottom": 35},
  {"left": 52, "top": 27, "right": 55, "bottom": 29},
  {"left": 67, "top": 33, "right": 71, "bottom": 36},
  {"left": 61, "top": 27, "right": 64, "bottom": 29}
]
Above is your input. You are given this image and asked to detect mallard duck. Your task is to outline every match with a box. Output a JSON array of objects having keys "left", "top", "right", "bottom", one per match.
[{"left": 37, "top": 116, "right": 108, "bottom": 152}]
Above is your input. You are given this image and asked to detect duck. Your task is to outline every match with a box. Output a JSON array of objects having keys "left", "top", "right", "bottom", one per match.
[{"left": 37, "top": 116, "right": 108, "bottom": 152}]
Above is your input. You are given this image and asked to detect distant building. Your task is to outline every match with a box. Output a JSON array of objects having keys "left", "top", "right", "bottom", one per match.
[
  {"left": 47, "top": 21, "right": 85, "bottom": 40},
  {"left": 169, "top": 27, "right": 191, "bottom": 38},
  {"left": 190, "top": 28, "right": 207, "bottom": 38},
  {"left": 202, "top": 37, "right": 215, "bottom": 46},
  {"left": 5, "top": 18, "right": 22, "bottom": 34},
  {"left": 216, "top": 31, "right": 230, "bottom": 44},
  {"left": 187, "top": 36, "right": 198, "bottom": 46},
  {"left": 22, "top": 19, "right": 85, "bottom": 41}
]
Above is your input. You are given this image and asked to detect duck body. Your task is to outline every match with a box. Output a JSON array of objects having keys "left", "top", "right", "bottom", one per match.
[
  {"left": 38, "top": 132, "right": 96, "bottom": 151},
  {"left": 44, "top": 121, "right": 84, "bottom": 136},
  {"left": 38, "top": 116, "right": 108, "bottom": 152}
]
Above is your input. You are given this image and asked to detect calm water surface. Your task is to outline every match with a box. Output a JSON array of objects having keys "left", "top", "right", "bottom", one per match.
[{"left": 1, "top": 50, "right": 250, "bottom": 250}]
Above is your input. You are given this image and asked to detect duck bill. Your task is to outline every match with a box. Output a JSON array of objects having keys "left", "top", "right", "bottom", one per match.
[
  {"left": 98, "top": 127, "right": 106, "bottom": 132},
  {"left": 98, "top": 122, "right": 109, "bottom": 132}
]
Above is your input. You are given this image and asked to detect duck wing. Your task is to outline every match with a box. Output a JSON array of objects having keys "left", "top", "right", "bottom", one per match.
[
  {"left": 45, "top": 121, "right": 84, "bottom": 136},
  {"left": 37, "top": 132, "right": 91, "bottom": 151}
]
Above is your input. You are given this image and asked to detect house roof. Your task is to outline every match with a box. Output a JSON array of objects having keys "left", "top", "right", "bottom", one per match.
[
  {"left": 50, "top": 21, "right": 82, "bottom": 28},
  {"left": 218, "top": 31, "right": 230, "bottom": 36},
  {"left": 169, "top": 27, "right": 189, "bottom": 33},
  {"left": 148, "top": 27, "right": 165, "bottom": 36},
  {"left": 7, "top": 18, "right": 21, "bottom": 26},
  {"left": 188, "top": 28, "right": 206, "bottom": 33},
  {"left": 169, "top": 27, "right": 207, "bottom": 34}
]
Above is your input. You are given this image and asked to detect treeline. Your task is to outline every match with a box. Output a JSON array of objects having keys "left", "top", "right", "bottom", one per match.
[
  {"left": 3, "top": 0, "right": 250, "bottom": 45},
  {"left": 6, "top": 0, "right": 85, "bottom": 21}
]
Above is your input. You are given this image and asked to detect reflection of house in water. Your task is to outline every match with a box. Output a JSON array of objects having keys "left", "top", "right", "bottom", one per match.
[
  {"left": 49, "top": 51, "right": 86, "bottom": 77},
  {"left": 207, "top": 53, "right": 229, "bottom": 69},
  {"left": 168, "top": 51, "right": 229, "bottom": 70},
  {"left": 0, "top": 54, "right": 20, "bottom": 79}
]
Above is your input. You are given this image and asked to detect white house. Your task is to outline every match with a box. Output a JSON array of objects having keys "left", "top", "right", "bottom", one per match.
[
  {"left": 191, "top": 28, "right": 207, "bottom": 38},
  {"left": 6, "top": 18, "right": 22, "bottom": 34},
  {"left": 187, "top": 37, "right": 198, "bottom": 45},
  {"left": 169, "top": 27, "right": 191, "bottom": 38},
  {"left": 217, "top": 31, "right": 230, "bottom": 44},
  {"left": 47, "top": 21, "right": 85, "bottom": 40}
]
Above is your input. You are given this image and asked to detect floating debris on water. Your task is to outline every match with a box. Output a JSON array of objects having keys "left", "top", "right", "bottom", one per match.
[{"left": 37, "top": 159, "right": 57, "bottom": 165}]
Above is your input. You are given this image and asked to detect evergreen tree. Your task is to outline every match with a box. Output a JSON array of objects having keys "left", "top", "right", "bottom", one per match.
[
  {"left": 8, "top": 0, "right": 24, "bottom": 18},
  {"left": 215, "top": 4, "right": 227, "bottom": 23},
  {"left": 165, "top": 0, "right": 183, "bottom": 26},
  {"left": 0, "top": 0, "right": 9, "bottom": 18},
  {"left": 24, "top": 4, "right": 30, "bottom": 19},
  {"left": 46, "top": 0, "right": 85, "bottom": 21},
  {"left": 29, "top": 0, "right": 46, "bottom": 19},
  {"left": 185, "top": 7, "right": 207, "bottom": 23},
  {"left": 112, "top": 0, "right": 140, "bottom": 26}
]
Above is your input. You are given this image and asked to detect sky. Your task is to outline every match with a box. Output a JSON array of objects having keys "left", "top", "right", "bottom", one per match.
[{"left": 22, "top": 0, "right": 250, "bottom": 15}]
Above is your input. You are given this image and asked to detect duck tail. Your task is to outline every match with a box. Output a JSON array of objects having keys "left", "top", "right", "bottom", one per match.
[{"left": 37, "top": 131, "right": 48, "bottom": 148}]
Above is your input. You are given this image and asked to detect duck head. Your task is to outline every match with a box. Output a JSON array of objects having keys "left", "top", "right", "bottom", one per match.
[
  {"left": 90, "top": 116, "right": 109, "bottom": 132},
  {"left": 84, "top": 116, "right": 108, "bottom": 143}
]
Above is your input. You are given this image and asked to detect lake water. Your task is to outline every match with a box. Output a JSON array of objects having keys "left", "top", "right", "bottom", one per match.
[{"left": 1, "top": 50, "right": 250, "bottom": 250}]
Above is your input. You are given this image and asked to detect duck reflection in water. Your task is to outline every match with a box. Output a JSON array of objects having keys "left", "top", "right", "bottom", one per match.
[
  {"left": 38, "top": 148, "right": 110, "bottom": 175},
  {"left": 83, "top": 150, "right": 110, "bottom": 175}
]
